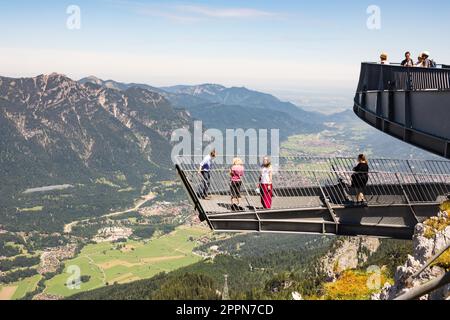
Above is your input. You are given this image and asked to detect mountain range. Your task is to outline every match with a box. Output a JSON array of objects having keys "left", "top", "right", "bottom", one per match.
[
  {"left": 0, "top": 74, "right": 191, "bottom": 197},
  {"left": 79, "top": 76, "right": 326, "bottom": 136},
  {"left": 0, "top": 73, "right": 328, "bottom": 231}
]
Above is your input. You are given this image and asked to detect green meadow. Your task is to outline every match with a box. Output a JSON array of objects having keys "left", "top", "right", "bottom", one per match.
[
  {"left": 0, "top": 274, "right": 42, "bottom": 300},
  {"left": 43, "top": 226, "right": 209, "bottom": 297}
]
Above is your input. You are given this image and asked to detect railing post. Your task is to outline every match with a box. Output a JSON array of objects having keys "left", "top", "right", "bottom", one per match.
[
  {"left": 395, "top": 172, "right": 419, "bottom": 224},
  {"left": 312, "top": 172, "right": 339, "bottom": 234},
  {"left": 241, "top": 176, "right": 262, "bottom": 232},
  {"left": 407, "top": 66, "right": 413, "bottom": 91},
  {"left": 175, "top": 165, "right": 212, "bottom": 229}
]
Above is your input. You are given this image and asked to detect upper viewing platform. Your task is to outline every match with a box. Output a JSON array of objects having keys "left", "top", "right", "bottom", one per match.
[{"left": 354, "top": 62, "right": 450, "bottom": 159}]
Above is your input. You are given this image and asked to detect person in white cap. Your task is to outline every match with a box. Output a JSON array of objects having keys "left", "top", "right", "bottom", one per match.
[
  {"left": 421, "top": 51, "right": 436, "bottom": 68},
  {"left": 422, "top": 51, "right": 431, "bottom": 68}
]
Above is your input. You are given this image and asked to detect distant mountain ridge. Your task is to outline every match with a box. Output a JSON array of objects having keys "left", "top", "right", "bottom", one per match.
[{"left": 79, "top": 77, "right": 326, "bottom": 136}]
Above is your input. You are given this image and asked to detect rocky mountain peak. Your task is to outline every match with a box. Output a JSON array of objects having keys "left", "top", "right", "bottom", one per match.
[
  {"left": 320, "top": 237, "right": 381, "bottom": 282},
  {"left": 375, "top": 206, "right": 450, "bottom": 300},
  {"left": 0, "top": 74, "right": 190, "bottom": 195}
]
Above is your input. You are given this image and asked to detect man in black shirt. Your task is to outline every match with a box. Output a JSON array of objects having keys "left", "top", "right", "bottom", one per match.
[{"left": 401, "top": 51, "right": 414, "bottom": 67}]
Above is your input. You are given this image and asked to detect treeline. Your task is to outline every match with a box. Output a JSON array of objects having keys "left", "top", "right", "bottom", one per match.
[
  {"left": 0, "top": 256, "right": 40, "bottom": 272},
  {"left": 0, "top": 232, "right": 71, "bottom": 256},
  {"left": 69, "top": 273, "right": 220, "bottom": 300},
  {"left": 363, "top": 239, "right": 413, "bottom": 277},
  {"left": 0, "top": 233, "right": 25, "bottom": 257},
  {"left": 0, "top": 183, "right": 142, "bottom": 233},
  {"left": 0, "top": 267, "right": 38, "bottom": 284},
  {"left": 196, "top": 233, "right": 335, "bottom": 259},
  {"left": 27, "top": 234, "right": 69, "bottom": 250},
  {"left": 132, "top": 224, "right": 177, "bottom": 240},
  {"left": 0, "top": 244, "right": 22, "bottom": 258}
]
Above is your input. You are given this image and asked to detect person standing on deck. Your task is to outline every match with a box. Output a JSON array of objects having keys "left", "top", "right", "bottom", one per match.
[
  {"left": 416, "top": 54, "right": 425, "bottom": 67},
  {"left": 421, "top": 51, "right": 436, "bottom": 68},
  {"left": 230, "top": 158, "right": 245, "bottom": 211},
  {"left": 401, "top": 51, "right": 414, "bottom": 67},
  {"left": 352, "top": 154, "right": 369, "bottom": 205},
  {"left": 259, "top": 156, "right": 273, "bottom": 209},
  {"left": 379, "top": 52, "right": 389, "bottom": 65},
  {"left": 198, "top": 150, "right": 216, "bottom": 200}
]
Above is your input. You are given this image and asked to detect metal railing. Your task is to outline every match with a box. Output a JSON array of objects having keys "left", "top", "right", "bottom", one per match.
[
  {"left": 180, "top": 167, "right": 450, "bottom": 215},
  {"left": 395, "top": 243, "right": 450, "bottom": 300},
  {"left": 176, "top": 156, "right": 450, "bottom": 175},
  {"left": 356, "top": 62, "right": 450, "bottom": 92}
]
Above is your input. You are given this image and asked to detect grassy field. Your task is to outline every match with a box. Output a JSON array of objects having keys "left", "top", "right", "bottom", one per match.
[
  {"left": 0, "top": 274, "right": 42, "bottom": 300},
  {"left": 281, "top": 133, "right": 349, "bottom": 157},
  {"left": 43, "top": 225, "right": 210, "bottom": 297}
]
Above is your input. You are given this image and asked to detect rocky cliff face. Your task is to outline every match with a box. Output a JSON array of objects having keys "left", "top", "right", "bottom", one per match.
[
  {"left": 374, "top": 207, "right": 450, "bottom": 300},
  {"left": 320, "top": 237, "right": 381, "bottom": 282}
]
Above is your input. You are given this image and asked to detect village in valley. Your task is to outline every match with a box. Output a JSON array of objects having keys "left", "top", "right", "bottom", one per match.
[{"left": 0, "top": 191, "right": 220, "bottom": 300}]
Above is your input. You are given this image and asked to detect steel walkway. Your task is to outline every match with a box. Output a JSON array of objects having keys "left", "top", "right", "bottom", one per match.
[{"left": 176, "top": 156, "right": 450, "bottom": 240}]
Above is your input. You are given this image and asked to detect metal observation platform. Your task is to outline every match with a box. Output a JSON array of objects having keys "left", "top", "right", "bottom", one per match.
[
  {"left": 176, "top": 156, "right": 450, "bottom": 240},
  {"left": 354, "top": 63, "right": 450, "bottom": 159}
]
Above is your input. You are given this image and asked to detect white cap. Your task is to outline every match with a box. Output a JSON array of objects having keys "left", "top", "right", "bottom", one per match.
[{"left": 423, "top": 51, "right": 430, "bottom": 57}]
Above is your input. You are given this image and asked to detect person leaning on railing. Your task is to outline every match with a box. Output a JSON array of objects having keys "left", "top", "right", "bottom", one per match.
[
  {"left": 351, "top": 154, "right": 369, "bottom": 205},
  {"left": 197, "top": 149, "right": 216, "bottom": 200}
]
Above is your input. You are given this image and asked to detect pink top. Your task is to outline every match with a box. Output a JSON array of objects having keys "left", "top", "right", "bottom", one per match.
[{"left": 230, "top": 165, "right": 244, "bottom": 182}]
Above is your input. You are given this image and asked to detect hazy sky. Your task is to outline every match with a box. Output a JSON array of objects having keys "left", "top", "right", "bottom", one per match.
[{"left": 1, "top": 0, "right": 450, "bottom": 108}]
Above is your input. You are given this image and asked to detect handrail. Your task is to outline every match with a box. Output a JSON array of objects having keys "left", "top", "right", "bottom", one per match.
[
  {"left": 406, "top": 243, "right": 450, "bottom": 286},
  {"left": 394, "top": 271, "right": 450, "bottom": 300},
  {"left": 175, "top": 156, "right": 450, "bottom": 175},
  {"left": 356, "top": 62, "right": 450, "bottom": 92},
  {"left": 363, "top": 62, "right": 450, "bottom": 69},
  {"left": 178, "top": 168, "right": 450, "bottom": 215},
  {"left": 396, "top": 243, "right": 450, "bottom": 300}
]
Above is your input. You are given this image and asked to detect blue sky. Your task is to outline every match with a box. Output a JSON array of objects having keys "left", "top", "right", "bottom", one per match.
[{"left": 1, "top": 0, "right": 450, "bottom": 108}]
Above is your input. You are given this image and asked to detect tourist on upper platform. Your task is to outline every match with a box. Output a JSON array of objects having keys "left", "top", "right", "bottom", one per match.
[
  {"left": 416, "top": 54, "right": 425, "bottom": 67},
  {"left": 230, "top": 158, "right": 245, "bottom": 211},
  {"left": 416, "top": 51, "right": 436, "bottom": 68},
  {"left": 259, "top": 156, "right": 273, "bottom": 209},
  {"left": 198, "top": 149, "right": 216, "bottom": 200},
  {"left": 401, "top": 51, "right": 414, "bottom": 67},
  {"left": 422, "top": 51, "right": 436, "bottom": 68},
  {"left": 352, "top": 154, "right": 369, "bottom": 204},
  {"left": 379, "top": 52, "right": 389, "bottom": 65}
]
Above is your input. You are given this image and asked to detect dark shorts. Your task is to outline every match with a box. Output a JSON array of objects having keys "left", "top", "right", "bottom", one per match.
[{"left": 230, "top": 181, "right": 242, "bottom": 198}]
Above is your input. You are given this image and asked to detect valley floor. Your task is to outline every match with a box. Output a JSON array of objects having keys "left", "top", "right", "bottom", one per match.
[
  {"left": 0, "top": 225, "right": 211, "bottom": 299},
  {"left": 44, "top": 225, "right": 209, "bottom": 297}
]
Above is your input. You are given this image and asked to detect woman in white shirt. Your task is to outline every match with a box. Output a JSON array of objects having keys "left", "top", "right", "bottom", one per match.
[{"left": 259, "top": 156, "right": 273, "bottom": 209}]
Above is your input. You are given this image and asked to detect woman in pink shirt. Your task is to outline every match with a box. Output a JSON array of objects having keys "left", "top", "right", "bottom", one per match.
[{"left": 230, "top": 158, "right": 245, "bottom": 211}]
